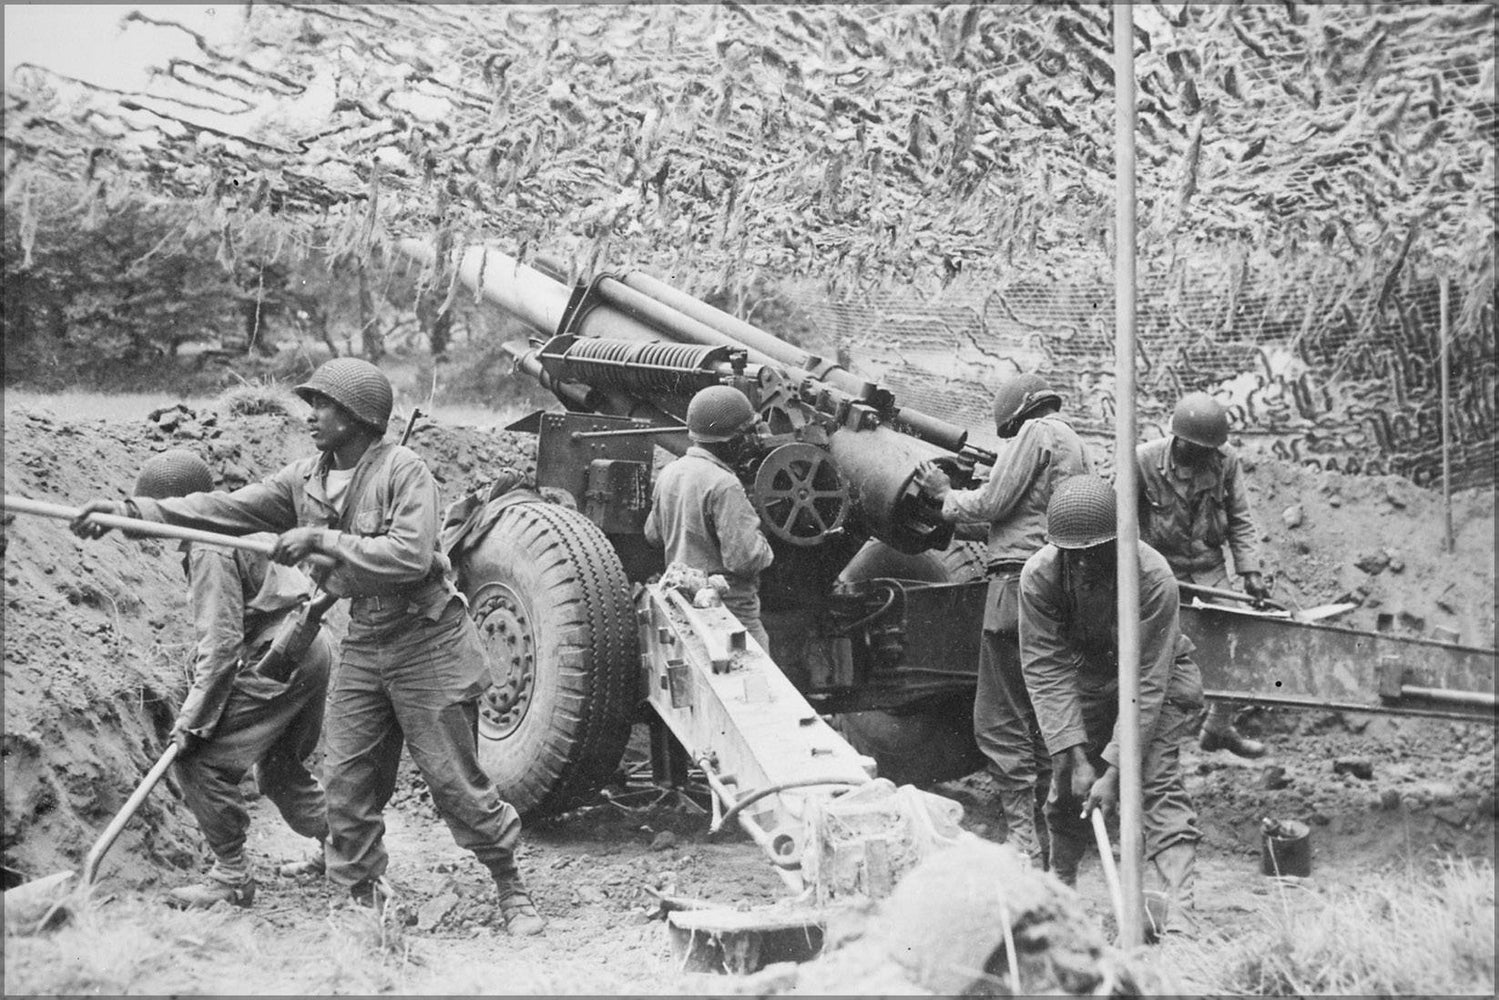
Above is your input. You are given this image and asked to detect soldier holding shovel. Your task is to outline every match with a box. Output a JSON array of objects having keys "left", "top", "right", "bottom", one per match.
[
  {"left": 120, "top": 449, "right": 334, "bottom": 909},
  {"left": 73, "top": 358, "right": 545, "bottom": 935}
]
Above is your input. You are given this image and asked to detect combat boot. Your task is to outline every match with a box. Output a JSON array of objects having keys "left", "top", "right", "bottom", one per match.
[
  {"left": 997, "top": 788, "right": 1043, "bottom": 866},
  {"left": 278, "top": 843, "right": 326, "bottom": 879},
  {"left": 1198, "top": 724, "right": 1267, "bottom": 759},
  {"left": 167, "top": 878, "right": 256, "bottom": 909},
  {"left": 167, "top": 854, "right": 256, "bottom": 910},
  {"left": 490, "top": 852, "right": 546, "bottom": 937},
  {"left": 1152, "top": 841, "right": 1200, "bottom": 939},
  {"left": 1199, "top": 703, "right": 1266, "bottom": 759},
  {"left": 1048, "top": 829, "right": 1089, "bottom": 889}
]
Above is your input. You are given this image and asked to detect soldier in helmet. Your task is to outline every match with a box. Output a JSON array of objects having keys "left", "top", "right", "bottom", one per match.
[
  {"left": 645, "top": 385, "right": 774, "bottom": 651},
  {"left": 1019, "top": 474, "right": 1203, "bottom": 936},
  {"left": 127, "top": 449, "right": 335, "bottom": 909},
  {"left": 913, "top": 373, "right": 1091, "bottom": 868},
  {"left": 73, "top": 359, "right": 545, "bottom": 935},
  {"left": 1136, "top": 391, "right": 1269, "bottom": 759}
]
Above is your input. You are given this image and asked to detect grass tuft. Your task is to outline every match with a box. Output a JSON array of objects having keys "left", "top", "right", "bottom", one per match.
[
  {"left": 218, "top": 376, "right": 298, "bottom": 418},
  {"left": 1201, "top": 858, "right": 1496, "bottom": 996}
]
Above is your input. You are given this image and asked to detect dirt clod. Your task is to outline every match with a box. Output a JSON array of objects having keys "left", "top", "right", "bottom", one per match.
[{"left": 1333, "top": 758, "right": 1374, "bottom": 781}]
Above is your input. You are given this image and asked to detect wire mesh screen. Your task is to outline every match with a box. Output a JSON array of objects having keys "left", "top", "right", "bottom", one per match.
[{"left": 796, "top": 251, "right": 1495, "bottom": 490}]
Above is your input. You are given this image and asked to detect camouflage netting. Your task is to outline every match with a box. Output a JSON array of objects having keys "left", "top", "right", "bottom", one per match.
[{"left": 3, "top": 3, "right": 1494, "bottom": 486}]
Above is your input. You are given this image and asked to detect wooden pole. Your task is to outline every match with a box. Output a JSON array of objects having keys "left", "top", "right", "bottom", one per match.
[
  {"left": 1112, "top": 2, "right": 1145, "bottom": 949},
  {"left": 1439, "top": 276, "right": 1453, "bottom": 553}
]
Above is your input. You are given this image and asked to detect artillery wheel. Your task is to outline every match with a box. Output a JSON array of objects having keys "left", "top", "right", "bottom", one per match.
[
  {"left": 457, "top": 500, "right": 637, "bottom": 818},
  {"left": 834, "top": 539, "right": 988, "bottom": 786},
  {"left": 753, "top": 443, "right": 850, "bottom": 547}
]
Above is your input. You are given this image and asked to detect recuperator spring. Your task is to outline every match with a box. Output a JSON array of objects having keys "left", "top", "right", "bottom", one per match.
[{"left": 538, "top": 336, "right": 742, "bottom": 396}]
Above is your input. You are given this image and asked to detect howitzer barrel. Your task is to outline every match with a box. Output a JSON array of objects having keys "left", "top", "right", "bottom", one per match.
[
  {"left": 402, "top": 238, "right": 977, "bottom": 458},
  {"left": 828, "top": 426, "right": 955, "bottom": 554},
  {"left": 397, "top": 240, "right": 570, "bottom": 337},
  {"left": 620, "top": 272, "right": 870, "bottom": 397}
]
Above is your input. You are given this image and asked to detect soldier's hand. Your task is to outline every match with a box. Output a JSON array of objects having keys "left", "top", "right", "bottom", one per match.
[
  {"left": 914, "top": 461, "right": 951, "bottom": 499},
  {"left": 70, "top": 499, "right": 129, "bottom": 540},
  {"left": 1083, "top": 765, "right": 1119, "bottom": 819},
  {"left": 272, "top": 527, "right": 323, "bottom": 565},
  {"left": 170, "top": 725, "right": 200, "bottom": 758},
  {"left": 1242, "top": 571, "right": 1269, "bottom": 600},
  {"left": 1068, "top": 749, "right": 1098, "bottom": 802}
]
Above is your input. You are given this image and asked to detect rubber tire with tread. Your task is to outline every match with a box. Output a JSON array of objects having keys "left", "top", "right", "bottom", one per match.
[{"left": 457, "top": 500, "right": 637, "bottom": 819}]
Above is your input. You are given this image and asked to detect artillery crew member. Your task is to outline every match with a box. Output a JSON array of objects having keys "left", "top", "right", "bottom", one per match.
[
  {"left": 914, "top": 373, "right": 1091, "bottom": 868},
  {"left": 1019, "top": 474, "right": 1203, "bottom": 937},
  {"left": 133, "top": 450, "right": 334, "bottom": 910},
  {"left": 73, "top": 359, "right": 545, "bottom": 935},
  {"left": 645, "top": 385, "right": 775, "bottom": 652},
  {"left": 1136, "top": 391, "right": 1269, "bottom": 759}
]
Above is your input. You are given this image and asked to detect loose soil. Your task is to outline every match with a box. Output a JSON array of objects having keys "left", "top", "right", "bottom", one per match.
[{"left": 3, "top": 397, "right": 1494, "bottom": 994}]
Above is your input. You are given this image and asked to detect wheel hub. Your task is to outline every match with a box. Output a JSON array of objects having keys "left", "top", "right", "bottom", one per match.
[{"left": 472, "top": 583, "right": 536, "bottom": 740}]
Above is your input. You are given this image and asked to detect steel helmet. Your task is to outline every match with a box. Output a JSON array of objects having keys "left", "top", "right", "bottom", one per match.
[
  {"left": 686, "top": 385, "right": 756, "bottom": 442},
  {"left": 1045, "top": 474, "right": 1118, "bottom": 549},
  {"left": 135, "top": 449, "right": 213, "bottom": 499},
  {"left": 294, "top": 358, "right": 393, "bottom": 432},
  {"left": 992, "top": 372, "right": 1062, "bottom": 432},
  {"left": 1171, "top": 391, "right": 1229, "bottom": 449}
]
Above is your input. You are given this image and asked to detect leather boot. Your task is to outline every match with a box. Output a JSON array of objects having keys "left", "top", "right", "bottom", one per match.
[
  {"left": 1048, "top": 830, "right": 1089, "bottom": 889},
  {"left": 1199, "top": 703, "right": 1266, "bottom": 759},
  {"left": 278, "top": 842, "right": 326, "bottom": 879},
  {"left": 997, "top": 788, "right": 1042, "bottom": 866},
  {"left": 167, "top": 853, "right": 255, "bottom": 910},
  {"left": 491, "top": 852, "right": 546, "bottom": 937},
  {"left": 167, "top": 877, "right": 256, "bottom": 910},
  {"left": 1152, "top": 841, "right": 1200, "bottom": 939}
]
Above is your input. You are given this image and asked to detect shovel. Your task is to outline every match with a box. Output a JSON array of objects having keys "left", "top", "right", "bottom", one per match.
[
  {"left": 1088, "top": 809, "right": 1168, "bottom": 944},
  {"left": 1178, "top": 581, "right": 1355, "bottom": 625},
  {"left": 3, "top": 743, "right": 181, "bottom": 934},
  {"left": 4, "top": 494, "right": 322, "bottom": 559}
]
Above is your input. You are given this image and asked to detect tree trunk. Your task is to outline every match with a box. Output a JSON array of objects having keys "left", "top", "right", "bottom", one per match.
[
  {"left": 359, "top": 265, "right": 385, "bottom": 361},
  {"left": 415, "top": 290, "right": 452, "bottom": 359}
]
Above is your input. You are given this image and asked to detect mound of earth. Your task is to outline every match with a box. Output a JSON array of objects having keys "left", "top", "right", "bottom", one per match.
[
  {"left": 1239, "top": 450, "right": 1494, "bottom": 647},
  {"left": 1, "top": 401, "right": 534, "bottom": 886}
]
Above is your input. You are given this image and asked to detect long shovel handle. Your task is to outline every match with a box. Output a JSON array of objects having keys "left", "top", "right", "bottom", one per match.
[
  {"left": 82, "top": 742, "right": 180, "bottom": 886},
  {"left": 4, "top": 495, "right": 336, "bottom": 570},
  {"left": 1090, "top": 809, "right": 1127, "bottom": 934}
]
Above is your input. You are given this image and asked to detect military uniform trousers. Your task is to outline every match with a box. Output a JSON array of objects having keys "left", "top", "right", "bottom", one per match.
[
  {"left": 176, "top": 629, "right": 334, "bottom": 861},
  {"left": 324, "top": 597, "right": 522, "bottom": 888},
  {"left": 974, "top": 571, "right": 1051, "bottom": 793}
]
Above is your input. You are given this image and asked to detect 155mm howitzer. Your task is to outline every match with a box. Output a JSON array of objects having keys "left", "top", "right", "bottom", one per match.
[{"left": 401, "top": 240, "right": 1494, "bottom": 950}]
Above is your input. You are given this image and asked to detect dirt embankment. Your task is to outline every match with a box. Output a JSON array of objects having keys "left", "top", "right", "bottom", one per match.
[
  {"left": 1, "top": 402, "right": 535, "bottom": 886},
  {"left": 1240, "top": 449, "right": 1495, "bottom": 648}
]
